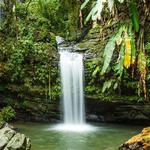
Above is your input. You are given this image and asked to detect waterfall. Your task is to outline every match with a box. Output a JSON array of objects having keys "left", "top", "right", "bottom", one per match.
[
  {"left": 52, "top": 44, "right": 94, "bottom": 132},
  {"left": 60, "top": 50, "right": 85, "bottom": 125}
]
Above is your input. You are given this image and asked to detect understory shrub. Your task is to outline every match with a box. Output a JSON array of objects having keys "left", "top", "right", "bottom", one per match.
[{"left": 0, "top": 106, "right": 16, "bottom": 122}]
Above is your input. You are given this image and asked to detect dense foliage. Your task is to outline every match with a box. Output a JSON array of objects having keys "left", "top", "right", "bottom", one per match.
[
  {"left": 0, "top": 106, "right": 15, "bottom": 122},
  {"left": 0, "top": 0, "right": 149, "bottom": 122},
  {"left": 0, "top": 0, "right": 83, "bottom": 121},
  {"left": 81, "top": 0, "right": 150, "bottom": 100},
  {"left": 0, "top": 0, "right": 61, "bottom": 109}
]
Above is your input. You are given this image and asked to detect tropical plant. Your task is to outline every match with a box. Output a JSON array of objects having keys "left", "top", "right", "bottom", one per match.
[
  {"left": 81, "top": 0, "right": 124, "bottom": 22},
  {"left": 81, "top": 0, "right": 149, "bottom": 99}
]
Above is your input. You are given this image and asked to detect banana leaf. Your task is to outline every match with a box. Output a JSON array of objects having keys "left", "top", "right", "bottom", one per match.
[
  {"left": 101, "top": 26, "right": 125, "bottom": 75},
  {"left": 129, "top": 0, "right": 139, "bottom": 32},
  {"left": 101, "top": 35, "right": 116, "bottom": 75},
  {"left": 81, "top": 0, "right": 90, "bottom": 10},
  {"left": 124, "top": 36, "right": 131, "bottom": 68}
]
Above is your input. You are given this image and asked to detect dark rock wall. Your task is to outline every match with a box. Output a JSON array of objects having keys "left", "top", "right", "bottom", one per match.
[{"left": 86, "top": 98, "right": 150, "bottom": 125}]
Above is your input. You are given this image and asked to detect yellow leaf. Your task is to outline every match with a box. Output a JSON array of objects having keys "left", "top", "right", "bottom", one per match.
[{"left": 124, "top": 37, "right": 131, "bottom": 69}]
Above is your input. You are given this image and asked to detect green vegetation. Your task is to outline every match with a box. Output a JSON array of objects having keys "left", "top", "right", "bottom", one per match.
[
  {"left": 0, "top": 0, "right": 61, "bottom": 103},
  {"left": 81, "top": 0, "right": 150, "bottom": 100},
  {"left": 0, "top": 106, "right": 16, "bottom": 122},
  {"left": 0, "top": 0, "right": 149, "bottom": 122}
]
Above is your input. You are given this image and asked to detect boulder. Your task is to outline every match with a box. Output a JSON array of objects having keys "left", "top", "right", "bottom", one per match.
[
  {"left": 119, "top": 127, "right": 150, "bottom": 150},
  {"left": 0, "top": 122, "right": 31, "bottom": 150},
  {"left": 0, "top": 126, "right": 15, "bottom": 149}
]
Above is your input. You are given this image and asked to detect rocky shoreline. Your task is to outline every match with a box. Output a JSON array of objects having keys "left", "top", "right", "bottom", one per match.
[
  {"left": 86, "top": 99, "right": 150, "bottom": 125},
  {"left": 7, "top": 99, "right": 150, "bottom": 125},
  {"left": 0, "top": 122, "right": 31, "bottom": 150}
]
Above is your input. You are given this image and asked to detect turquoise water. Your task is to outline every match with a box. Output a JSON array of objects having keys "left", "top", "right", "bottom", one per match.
[{"left": 12, "top": 122, "right": 143, "bottom": 150}]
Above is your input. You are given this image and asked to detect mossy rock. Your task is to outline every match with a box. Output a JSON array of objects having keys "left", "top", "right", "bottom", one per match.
[{"left": 119, "top": 127, "right": 150, "bottom": 150}]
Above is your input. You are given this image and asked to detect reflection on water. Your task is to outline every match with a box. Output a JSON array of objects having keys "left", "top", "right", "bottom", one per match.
[{"left": 12, "top": 122, "right": 143, "bottom": 150}]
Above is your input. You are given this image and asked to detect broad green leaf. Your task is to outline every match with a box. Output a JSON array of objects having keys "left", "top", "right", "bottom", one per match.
[
  {"left": 129, "top": 0, "right": 139, "bottom": 32},
  {"left": 115, "top": 43, "right": 125, "bottom": 78},
  {"left": 96, "top": 0, "right": 104, "bottom": 20},
  {"left": 81, "top": 0, "right": 90, "bottom": 10},
  {"left": 101, "top": 26, "right": 125, "bottom": 75},
  {"left": 85, "top": 2, "right": 96, "bottom": 22},
  {"left": 102, "top": 79, "right": 114, "bottom": 93},
  {"left": 85, "top": 0, "right": 106, "bottom": 21},
  {"left": 92, "top": 66, "right": 100, "bottom": 77},
  {"left": 128, "top": 25, "right": 136, "bottom": 65},
  {"left": 101, "top": 35, "right": 116, "bottom": 75}
]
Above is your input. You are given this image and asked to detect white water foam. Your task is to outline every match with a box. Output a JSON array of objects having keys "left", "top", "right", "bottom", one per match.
[
  {"left": 60, "top": 51, "right": 85, "bottom": 124},
  {"left": 52, "top": 124, "right": 97, "bottom": 133}
]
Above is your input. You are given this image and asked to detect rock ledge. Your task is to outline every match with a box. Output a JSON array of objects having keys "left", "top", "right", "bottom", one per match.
[
  {"left": 0, "top": 122, "right": 31, "bottom": 150},
  {"left": 119, "top": 127, "right": 150, "bottom": 150}
]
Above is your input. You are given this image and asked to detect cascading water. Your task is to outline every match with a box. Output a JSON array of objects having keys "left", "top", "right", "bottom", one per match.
[
  {"left": 60, "top": 50, "right": 85, "bottom": 124},
  {"left": 53, "top": 44, "right": 95, "bottom": 132}
]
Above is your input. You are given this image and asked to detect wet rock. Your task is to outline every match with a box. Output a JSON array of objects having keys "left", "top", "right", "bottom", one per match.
[
  {"left": 0, "top": 122, "right": 5, "bottom": 129},
  {"left": 87, "top": 114, "right": 100, "bottom": 122},
  {"left": 119, "top": 127, "right": 150, "bottom": 150},
  {"left": 56, "top": 36, "right": 64, "bottom": 45},
  {"left": 86, "top": 98, "right": 150, "bottom": 124},
  {"left": 0, "top": 126, "right": 15, "bottom": 149},
  {"left": 0, "top": 123, "right": 31, "bottom": 150}
]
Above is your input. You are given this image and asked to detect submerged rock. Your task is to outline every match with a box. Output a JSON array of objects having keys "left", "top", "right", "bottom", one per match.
[
  {"left": 0, "top": 122, "right": 31, "bottom": 150},
  {"left": 119, "top": 127, "right": 150, "bottom": 150}
]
